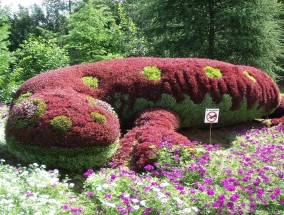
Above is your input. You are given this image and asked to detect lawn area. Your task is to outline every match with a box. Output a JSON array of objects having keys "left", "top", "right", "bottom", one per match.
[{"left": 0, "top": 104, "right": 283, "bottom": 215}]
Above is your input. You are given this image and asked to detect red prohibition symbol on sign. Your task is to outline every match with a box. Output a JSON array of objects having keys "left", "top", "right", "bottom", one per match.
[{"left": 206, "top": 111, "right": 218, "bottom": 122}]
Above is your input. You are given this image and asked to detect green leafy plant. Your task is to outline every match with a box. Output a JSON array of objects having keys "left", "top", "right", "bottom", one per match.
[
  {"left": 82, "top": 76, "right": 99, "bottom": 88},
  {"left": 243, "top": 71, "right": 257, "bottom": 83},
  {"left": 14, "top": 35, "right": 70, "bottom": 82},
  {"left": 0, "top": 6, "right": 16, "bottom": 103},
  {"left": 141, "top": 66, "right": 162, "bottom": 81},
  {"left": 204, "top": 66, "right": 222, "bottom": 78},
  {"left": 6, "top": 138, "right": 120, "bottom": 171},
  {"left": 13, "top": 92, "right": 33, "bottom": 105},
  {"left": 50, "top": 115, "right": 72, "bottom": 132},
  {"left": 90, "top": 112, "right": 107, "bottom": 123}
]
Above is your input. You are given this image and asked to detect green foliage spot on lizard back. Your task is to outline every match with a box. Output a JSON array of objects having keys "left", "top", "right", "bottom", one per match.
[
  {"left": 204, "top": 66, "right": 222, "bottom": 79},
  {"left": 82, "top": 76, "right": 99, "bottom": 88},
  {"left": 50, "top": 116, "right": 72, "bottom": 132},
  {"left": 13, "top": 92, "right": 33, "bottom": 105},
  {"left": 91, "top": 112, "right": 107, "bottom": 123},
  {"left": 141, "top": 66, "right": 162, "bottom": 81},
  {"left": 243, "top": 71, "right": 257, "bottom": 83}
]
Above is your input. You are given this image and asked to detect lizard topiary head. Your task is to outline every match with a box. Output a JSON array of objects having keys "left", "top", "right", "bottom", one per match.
[{"left": 6, "top": 89, "right": 120, "bottom": 170}]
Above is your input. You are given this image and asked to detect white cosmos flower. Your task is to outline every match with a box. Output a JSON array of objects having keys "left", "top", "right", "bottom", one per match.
[
  {"left": 102, "top": 184, "right": 109, "bottom": 189},
  {"left": 161, "top": 198, "right": 168, "bottom": 203},
  {"left": 192, "top": 206, "right": 199, "bottom": 214},
  {"left": 173, "top": 197, "right": 183, "bottom": 205},
  {"left": 152, "top": 187, "right": 160, "bottom": 192},
  {"left": 133, "top": 205, "right": 140, "bottom": 210},
  {"left": 157, "top": 192, "right": 167, "bottom": 199},
  {"left": 179, "top": 208, "right": 192, "bottom": 214},
  {"left": 140, "top": 200, "right": 147, "bottom": 206},
  {"left": 160, "top": 182, "right": 170, "bottom": 188},
  {"left": 104, "top": 202, "right": 116, "bottom": 208}
]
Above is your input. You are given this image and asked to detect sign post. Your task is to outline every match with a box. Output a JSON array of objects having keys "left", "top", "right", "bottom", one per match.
[{"left": 204, "top": 108, "right": 219, "bottom": 144}]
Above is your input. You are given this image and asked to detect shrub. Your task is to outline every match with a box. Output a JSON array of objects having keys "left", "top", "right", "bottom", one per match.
[
  {"left": 14, "top": 35, "right": 69, "bottom": 82},
  {"left": 204, "top": 66, "right": 222, "bottom": 78},
  {"left": 91, "top": 112, "right": 107, "bottom": 123},
  {"left": 82, "top": 76, "right": 99, "bottom": 88},
  {"left": 50, "top": 115, "right": 72, "bottom": 132},
  {"left": 13, "top": 92, "right": 33, "bottom": 105},
  {"left": 6, "top": 138, "right": 120, "bottom": 171},
  {"left": 141, "top": 66, "right": 162, "bottom": 80},
  {"left": 243, "top": 71, "right": 257, "bottom": 83}
]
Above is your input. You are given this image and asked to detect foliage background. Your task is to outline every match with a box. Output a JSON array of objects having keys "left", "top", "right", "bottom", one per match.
[{"left": 0, "top": 0, "right": 283, "bottom": 103}]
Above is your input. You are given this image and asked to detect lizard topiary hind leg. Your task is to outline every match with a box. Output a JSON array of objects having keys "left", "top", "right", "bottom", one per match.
[{"left": 112, "top": 108, "right": 195, "bottom": 171}]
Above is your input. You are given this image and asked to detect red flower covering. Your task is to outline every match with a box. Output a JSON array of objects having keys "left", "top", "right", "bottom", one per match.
[
  {"left": 111, "top": 109, "right": 190, "bottom": 171},
  {"left": 6, "top": 57, "right": 281, "bottom": 169}
]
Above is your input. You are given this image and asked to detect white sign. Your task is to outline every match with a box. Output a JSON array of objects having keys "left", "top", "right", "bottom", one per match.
[{"left": 204, "top": 109, "right": 219, "bottom": 123}]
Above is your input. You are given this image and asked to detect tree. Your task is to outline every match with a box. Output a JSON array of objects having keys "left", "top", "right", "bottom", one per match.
[
  {"left": 0, "top": 2, "right": 16, "bottom": 103},
  {"left": 64, "top": 0, "right": 125, "bottom": 64},
  {"left": 42, "top": 0, "right": 79, "bottom": 34},
  {"left": 8, "top": 5, "right": 47, "bottom": 51},
  {"left": 136, "top": 0, "right": 283, "bottom": 78},
  {"left": 0, "top": 4, "right": 12, "bottom": 73},
  {"left": 14, "top": 35, "right": 70, "bottom": 82}
]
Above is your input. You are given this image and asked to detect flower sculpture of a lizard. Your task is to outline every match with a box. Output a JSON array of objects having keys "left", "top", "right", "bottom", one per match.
[{"left": 5, "top": 58, "right": 284, "bottom": 171}]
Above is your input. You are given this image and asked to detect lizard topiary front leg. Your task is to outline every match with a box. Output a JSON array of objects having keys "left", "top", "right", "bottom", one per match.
[{"left": 112, "top": 108, "right": 195, "bottom": 171}]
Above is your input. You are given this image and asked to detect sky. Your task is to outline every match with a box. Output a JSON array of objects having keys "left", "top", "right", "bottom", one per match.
[{"left": 1, "top": 0, "right": 43, "bottom": 12}]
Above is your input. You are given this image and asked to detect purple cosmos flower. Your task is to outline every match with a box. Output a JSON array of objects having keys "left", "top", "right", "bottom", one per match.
[
  {"left": 61, "top": 204, "right": 70, "bottom": 210},
  {"left": 123, "top": 198, "right": 131, "bottom": 205},
  {"left": 117, "top": 206, "right": 128, "bottom": 215},
  {"left": 203, "top": 177, "right": 214, "bottom": 185},
  {"left": 144, "top": 208, "right": 152, "bottom": 213},
  {"left": 110, "top": 173, "right": 117, "bottom": 180},
  {"left": 84, "top": 169, "right": 94, "bottom": 177},
  {"left": 24, "top": 191, "right": 34, "bottom": 197},
  {"left": 175, "top": 185, "right": 184, "bottom": 190},
  {"left": 227, "top": 202, "right": 234, "bottom": 209},
  {"left": 262, "top": 199, "right": 268, "bottom": 205},
  {"left": 212, "top": 202, "right": 219, "bottom": 208},
  {"left": 207, "top": 189, "right": 215, "bottom": 196},
  {"left": 144, "top": 164, "right": 154, "bottom": 171},
  {"left": 1, "top": 113, "right": 7, "bottom": 119},
  {"left": 86, "top": 192, "right": 94, "bottom": 197},
  {"left": 70, "top": 207, "right": 83, "bottom": 214},
  {"left": 230, "top": 193, "right": 240, "bottom": 202},
  {"left": 104, "top": 194, "right": 112, "bottom": 199},
  {"left": 248, "top": 196, "right": 255, "bottom": 202},
  {"left": 225, "top": 184, "right": 236, "bottom": 192}
]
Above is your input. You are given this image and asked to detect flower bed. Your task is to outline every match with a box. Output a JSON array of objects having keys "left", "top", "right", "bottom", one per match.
[{"left": 1, "top": 124, "right": 283, "bottom": 214}]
